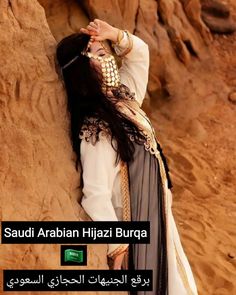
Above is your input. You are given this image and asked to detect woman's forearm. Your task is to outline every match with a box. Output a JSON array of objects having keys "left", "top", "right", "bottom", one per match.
[
  {"left": 107, "top": 26, "right": 120, "bottom": 43},
  {"left": 113, "top": 32, "right": 150, "bottom": 106}
]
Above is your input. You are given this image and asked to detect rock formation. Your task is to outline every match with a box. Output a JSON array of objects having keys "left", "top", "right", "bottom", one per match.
[
  {"left": 1, "top": 0, "right": 236, "bottom": 294},
  {"left": 201, "top": 0, "right": 236, "bottom": 33}
]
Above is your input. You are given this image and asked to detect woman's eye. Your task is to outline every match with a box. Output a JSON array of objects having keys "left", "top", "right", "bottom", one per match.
[{"left": 99, "top": 53, "right": 105, "bottom": 57}]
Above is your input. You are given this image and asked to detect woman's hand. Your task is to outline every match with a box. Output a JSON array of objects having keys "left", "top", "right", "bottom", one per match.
[
  {"left": 112, "top": 251, "right": 126, "bottom": 270},
  {"left": 80, "top": 19, "right": 119, "bottom": 43}
]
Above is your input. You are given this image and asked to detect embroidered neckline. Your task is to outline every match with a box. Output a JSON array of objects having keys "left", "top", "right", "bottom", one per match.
[
  {"left": 79, "top": 117, "right": 112, "bottom": 145},
  {"left": 78, "top": 83, "right": 173, "bottom": 189}
]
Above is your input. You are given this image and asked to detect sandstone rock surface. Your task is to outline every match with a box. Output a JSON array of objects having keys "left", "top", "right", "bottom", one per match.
[{"left": 1, "top": 0, "right": 236, "bottom": 294}]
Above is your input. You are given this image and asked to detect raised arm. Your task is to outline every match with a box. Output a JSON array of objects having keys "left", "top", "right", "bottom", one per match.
[
  {"left": 80, "top": 19, "right": 150, "bottom": 107},
  {"left": 80, "top": 136, "right": 129, "bottom": 258},
  {"left": 112, "top": 32, "right": 150, "bottom": 107}
]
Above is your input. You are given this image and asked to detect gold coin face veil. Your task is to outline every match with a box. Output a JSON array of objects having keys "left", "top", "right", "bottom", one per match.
[{"left": 81, "top": 38, "right": 121, "bottom": 89}]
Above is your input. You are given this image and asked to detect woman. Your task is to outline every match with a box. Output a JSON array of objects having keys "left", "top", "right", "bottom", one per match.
[{"left": 56, "top": 19, "right": 198, "bottom": 295}]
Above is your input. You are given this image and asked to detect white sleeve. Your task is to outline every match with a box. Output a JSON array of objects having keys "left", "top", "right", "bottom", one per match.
[
  {"left": 113, "top": 32, "right": 150, "bottom": 107},
  {"left": 80, "top": 136, "right": 128, "bottom": 255}
]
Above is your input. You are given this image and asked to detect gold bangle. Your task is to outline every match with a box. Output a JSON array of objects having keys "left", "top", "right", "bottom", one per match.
[
  {"left": 117, "top": 29, "right": 124, "bottom": 45},
  {"left": 112, "top": 29, "right": 124, "bottom": 48},
  {"left": 118, "top": 30, "right": 133, "bottom": 58},
  {"left": 107, "top": 244, "right": 129, "bottom": 260}
]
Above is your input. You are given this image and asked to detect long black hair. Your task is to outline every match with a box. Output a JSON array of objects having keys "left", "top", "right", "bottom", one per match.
[{"left": 55, "top": 32, "right": 146, "bottom": 171}]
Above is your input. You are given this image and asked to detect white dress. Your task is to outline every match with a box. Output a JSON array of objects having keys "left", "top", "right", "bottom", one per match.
[
  {"left": 80, "top": 32, "right": 149, "bottom": 255},
  {"left": 80, "top": 32, "right": 199, "bottom": 295}
]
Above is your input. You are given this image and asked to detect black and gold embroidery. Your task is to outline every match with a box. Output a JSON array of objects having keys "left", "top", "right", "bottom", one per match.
[
  {"left": 78, "top": 83, "right": 173, "bottom": 189},
  {"left": 79, "top": 116, "right": 112, "bottom": 145}
]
